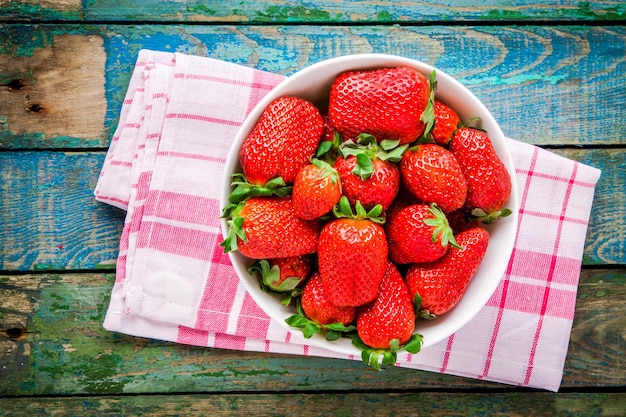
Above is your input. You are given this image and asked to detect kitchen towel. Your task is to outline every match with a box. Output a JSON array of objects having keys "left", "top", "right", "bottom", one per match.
[{"left": 95, "top": 50, "right": 602, "bottom": 392}]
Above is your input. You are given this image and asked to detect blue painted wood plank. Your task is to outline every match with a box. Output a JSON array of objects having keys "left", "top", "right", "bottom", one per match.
[
  {"left": 0, "top": 152, "right": 124, "bottom": 271},
  {"left": 1, "top": 24, "right": 624, "bottom": 149},
  {"left": 0, "top": 148, "right": 621, "bottom": 271}
]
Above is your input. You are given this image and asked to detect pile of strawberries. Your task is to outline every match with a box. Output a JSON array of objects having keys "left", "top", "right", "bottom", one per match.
[{"left": 221, "top": 66, "right": 512, "bottom": 369}]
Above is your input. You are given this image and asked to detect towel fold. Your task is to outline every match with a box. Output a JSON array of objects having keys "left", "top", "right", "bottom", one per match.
[{"left": 95, "top": 50, "right": 601, "bottom": 392}]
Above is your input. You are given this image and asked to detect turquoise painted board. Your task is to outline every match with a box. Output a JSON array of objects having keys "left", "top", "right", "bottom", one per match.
[
  {"left": 1, "top": 25, "right": 624, "bottom": 149},
  {"left": 0, "top": 148, "right": 622, "bottom": 271}
]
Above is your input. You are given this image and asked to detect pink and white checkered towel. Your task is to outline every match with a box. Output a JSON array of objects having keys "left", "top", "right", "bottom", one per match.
[{"left": 95, "top": 50, "right": 601, "bottom": 392}]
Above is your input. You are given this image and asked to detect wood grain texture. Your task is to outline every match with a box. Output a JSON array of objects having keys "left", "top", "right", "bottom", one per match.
[
  {"left": 0, "top": 148, "right": 618, "bottom": 272},
  {"left": 1, "top": 25, "right": 624, "bottom": 148},
  {"left": 1, "top": 0, "right": 624, "bottom": 23},
  {"left": 0, "top": 34, "right": 107, "bottom": 147},
  {"left": 0, "top": 392, "right": 625, "bottom": 417},
  {"left": 0, "top": 152, "right": 124, "bottom": 271},
  {"left": 1, "top": 270, "right": 624, "bottom": 396}
]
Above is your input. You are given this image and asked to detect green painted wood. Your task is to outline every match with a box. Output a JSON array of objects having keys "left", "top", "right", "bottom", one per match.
[
  {"left": 1, "top": 269, "right": 624, "bottom": 396},
  {"left": 1, "top": 0, "right": 624, "bottom": 23},
  {"left": 0, "top": 392, "right": 625, "bottom": 417},
  {"left": 0, "top": 149, "right": 618, "bottom": 272},
  {"left": 1, "top": 25, "right": 624, "bottom": 148}
]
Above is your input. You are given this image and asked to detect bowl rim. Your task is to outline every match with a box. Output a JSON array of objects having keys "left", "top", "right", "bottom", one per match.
[{"left": 220, "top": 53, "right": 519, "bottom": 356}]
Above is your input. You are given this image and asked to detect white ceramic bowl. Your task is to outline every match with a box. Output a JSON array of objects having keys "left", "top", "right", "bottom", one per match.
[{"left": 221, "top": 54, "right": 519, "bottom": 355}]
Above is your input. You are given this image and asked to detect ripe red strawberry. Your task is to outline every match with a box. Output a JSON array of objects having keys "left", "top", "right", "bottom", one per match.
[
  {"left": 221, "top": 196, "right": 322, "bottom": 259},
  {"left": 317, "top": 198, "right": 388, "bottom": 307},
  {"left": 431, "top": 100, "right": 461, "bottom": 146},
  {"left": 351, "top": 262, "right": 423, "bottom": 369},
  {"left": 450, "top": 127, "right": 512, "bottom": 221},
  {"left": 335, "top": 156, "right": 400, "bottom": 212},
  {"left": 292, "top": 159, "right": 342, "bottom": 220},
  {"left": 285, "top": 271, "right": 357, "bottom": 340},
  {"left": 334, "top": 134, "right": 405, "bottom": 212},
  {"left": 249, "top": 255, "right": 313, "bottom": 305},
  {"left": 399, "top": 143, "right": 468, "bottom": 213},
  {"left": 239, "top": 96, "right": 324, "bottom": 186},
  {"left": 386, "top": 203, "right": 461, "bottom": 264},
  {"left": 356, "top": 262, "right": 416, "bottom": 349},
  {"left": 328, "top": 66, "right": 430, "bottom": 145},
  {"left": 406, "top": 227, "right": 489, "bottom": 319},
  {"left": 301, "top": 272, "right": 356, "bottom": 326}
]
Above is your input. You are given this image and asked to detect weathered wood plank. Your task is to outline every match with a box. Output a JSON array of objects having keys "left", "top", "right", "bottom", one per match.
[
  {"left": 1, "top": 0, "right": 624, "bottom": 23},
  {"left": 1, "top": 269, "right": 624, "bottom": 396},
  {"left": 0, "top": 33, "right": 107, "bottom": 146},
  {"left": 0, "top": 392, "right": 625, "bottom": 417},
  {"left": 0, "top": 152, "right": 125, "bottom": 271},
  {"left": 0, "top": 148, "right": 619, "bottom": 271},
  {"left": 1, "top": 25, "right": 624, "bottom": 148}
]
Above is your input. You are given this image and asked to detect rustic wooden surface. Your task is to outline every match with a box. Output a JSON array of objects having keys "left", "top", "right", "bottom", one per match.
[{"left": 1, "top": 1, "right": 625, "bottom": 415}]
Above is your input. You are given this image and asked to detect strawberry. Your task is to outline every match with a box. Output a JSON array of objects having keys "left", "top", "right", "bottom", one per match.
[
  {"left": 221, "top": 196, "right": 322, "bottom": 259},
  {"left": 399, "top": 143, "right": 468, "bottom": 213},
  {"left": 450, "top": 127, "right": 512, "bottom": 222},
  {"left": 356, "top": 262, "right": 416, "bottom": 349},
  {"left": 239, "top": 96, "right": 324, "bottom": 186},
  {"left": 249, "top": 255, "right": 313, "bottom": 305},
  {"left": 334, "top": 134, "right": 405, "bottom": 212},
  {"left": 317, "top": 198, "right": 388, "bottom": 307},
  {"left": 351, "top": 262, "right": 423, "bottom": 369},
  {"left": 292, "top": 159, "right": 342, "bottom": 220},
  {"left": 386, "top": 203, "right": 461, "bottom": 264},
  {"left": 406, "top": 227, "right": 489, "bottom": 319},
  {"left": 328, "top": 66, "right": 430, "bottom": 145},
  {"left": 285, "top": 271, "right": 357, "bottom": 340},
  {"left": 431, "top": 100, "right": 461, "bottom": 146}
]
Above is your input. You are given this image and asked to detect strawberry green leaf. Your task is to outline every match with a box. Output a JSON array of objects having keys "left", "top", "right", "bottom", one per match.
[
  {"left": 423, "top": 204, "right": 463, "bottom": 250},
  {"left": 325, "top": 322, "right": 357, "bottom": 333},
  {"left": 286, "top": 300, "right": 355, "bottom": 340},
  {"left": 419, "top": 70, "right": 438, "bottom": 141},
  {"left": 379, "top": 139, "right": 401, "bottom": 151},
  {"left": 356, "top": 133, "right": 378, "bottom": 145},
  {"left": 220, "top": 203, "right": 247, "bottom": 253},
  {"left": 354, "top": 153, "right": 375, "bottom": 179},
  {"left": 334, "top": 196, "right": 355, "bottom": 218},
  {"left": 226, "top": 173, "right": 292, "bottom": 208},
  {"left": 355, "top": 200, "right": 368, "bottom": 218},
  {"left": 316, "top": 140, "right": 334, "bottom": 158},
  {"left": 413, "top": 291, "right": 424, "bottom": 311},
  {"left": 350, "top": 334, "right": 423, "bottom": 371},
  {"left": 380, "top": 143, "right": 408, "bottom": 162},
  {"left": 470, "top": 207, "right": 513, "bottom": 224},
  {"left": 249, "top": 260, "right": 303, "bottom": 293},
  {"left": 403, "top": 334, "right": 424, "bottom": 354}
]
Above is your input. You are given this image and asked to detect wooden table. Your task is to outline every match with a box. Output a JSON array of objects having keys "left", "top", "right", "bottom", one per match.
[{"left": 1, "top": 1, "right": 624, "bottom": 415}]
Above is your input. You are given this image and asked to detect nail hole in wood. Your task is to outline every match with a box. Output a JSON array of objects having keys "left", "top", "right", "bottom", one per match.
[
  {"left": 5, "top": 328, "right": 24, "bottom": 339},
  {"left": 7, "top": 79, "right": 27, "bottom": 91},
  {"left": 27, "top": 104, "right": 44, "bottom": 113}
]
